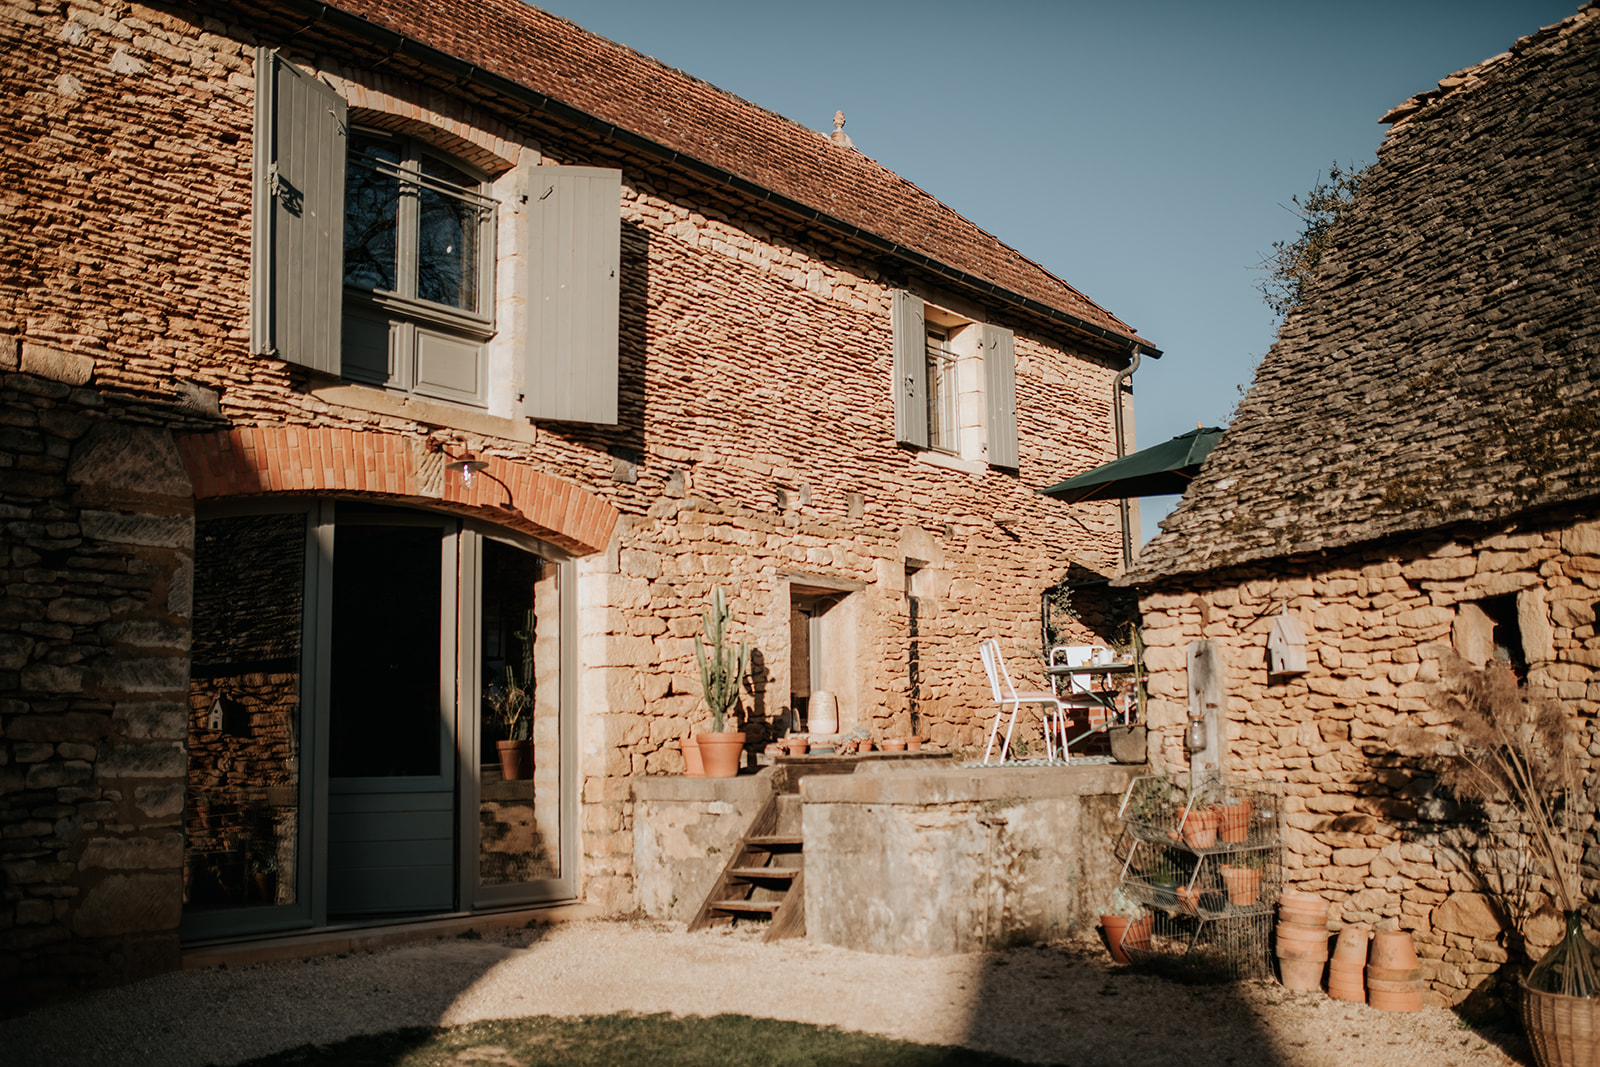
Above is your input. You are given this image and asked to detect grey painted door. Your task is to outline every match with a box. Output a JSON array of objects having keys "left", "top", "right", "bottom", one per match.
[{"left": 326, "top": 520, "right": 456, "bottom": 916}]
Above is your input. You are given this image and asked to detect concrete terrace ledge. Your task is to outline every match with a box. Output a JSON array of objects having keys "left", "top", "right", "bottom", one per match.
[{"left": 799, "top": 760, "right": 1141, "bottom": 806}]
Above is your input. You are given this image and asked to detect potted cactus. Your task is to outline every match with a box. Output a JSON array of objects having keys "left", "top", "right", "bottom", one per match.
[{"left": 693, "top": 587, "right": 750, "bottom": 778}]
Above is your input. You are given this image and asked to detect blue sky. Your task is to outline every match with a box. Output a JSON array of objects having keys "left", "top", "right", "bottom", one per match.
[{"left": 529, "top": 0, "right": 1579, "bottom": 541}]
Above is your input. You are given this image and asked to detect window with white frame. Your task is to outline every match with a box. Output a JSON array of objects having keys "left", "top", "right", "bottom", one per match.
[{"left": 891, "top": 289, "right": 1017, "bottom": 468}]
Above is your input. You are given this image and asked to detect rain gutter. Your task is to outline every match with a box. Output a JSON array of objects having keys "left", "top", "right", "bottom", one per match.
[
  {"left": 1112, "top": 347, "right": 1142, "bottom": 570},
  {"left": 267, "top": 0, "right": 1163, "bottom": 357}
]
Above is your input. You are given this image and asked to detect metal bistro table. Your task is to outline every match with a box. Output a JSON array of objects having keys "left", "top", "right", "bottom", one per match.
[{"left": 1045, "top": 660, "right": 1139, "bottom": 751}]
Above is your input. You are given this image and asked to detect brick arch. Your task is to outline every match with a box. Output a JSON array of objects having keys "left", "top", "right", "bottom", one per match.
[{"left": 176, "top": 427, "right": 617, "bottom": 557}]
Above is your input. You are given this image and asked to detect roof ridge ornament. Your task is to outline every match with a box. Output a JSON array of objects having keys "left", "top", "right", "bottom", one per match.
[{"left": 830, "top": 110, "right": 854, "bottom": 149}]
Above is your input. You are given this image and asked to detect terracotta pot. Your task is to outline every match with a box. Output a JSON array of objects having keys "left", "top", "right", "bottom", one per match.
[
  {"left": 1332, "top": 924, "right": 1371, "bottom": 966},
  {"left": 906, "top": 737, "right": 924, "bottom": 752},
  {"left": 1279, "top": 957, "right": 1325, "bottom": 992},
  {"left": 1276, "top": 944, "right": 1333, "bottom": 962},
  {"left": 881, "top": 738, "right": 907, "bottom": 752},
  {"left": 695, "top": 732, "right": 746, "bottom": 778},
  {"left": 1278, "top": 890, "right": 1328, "bottom": 921},
  {"left": 1366, "top": 964, "right": 1422, "bottom": 982},
  {"left": 1216, "top": 800, "right": 1252, "bottom": 843},
  {"left": 1222, "top": 864, "right": 1263, "bottom": 906},
  {"left": 496, "top": 739, "right": 534, "bottom": 780},
  {"left": 1367, "top": 975, "right": 1426, "bottom": 993},
  {"left": 1369, "top": 929, "right": 1419, "bottom": 972},
  {"left": 681, "top": 736, "right": 704, "bottom": 777},
  {"left": 1101, "top": 914, "right": 1153, "bottom": 964},
  {"left": 785, "top": 739, "right": 810, "bottom": 755},
  {"left": 1327, "top": 967, "right": 1366, "bottom": 1003},
  {"left": 1183, "top": 807, "right": 1219, "bottom": 850},
  {"left": 1367, "top": 985, "right": 1424, "bottom": 1012}
]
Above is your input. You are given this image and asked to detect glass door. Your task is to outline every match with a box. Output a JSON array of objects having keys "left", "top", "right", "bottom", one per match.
[
  {"left": 461, "top": 529, "right": 577, "bottom": 907},
  {"left": 325, "top": 515, "right": 457, "bottom": 917}
]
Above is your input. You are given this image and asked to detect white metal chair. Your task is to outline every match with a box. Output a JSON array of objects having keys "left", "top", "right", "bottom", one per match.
[{"left": 980, "top": 638, "right": 1071, "bottom": 764}]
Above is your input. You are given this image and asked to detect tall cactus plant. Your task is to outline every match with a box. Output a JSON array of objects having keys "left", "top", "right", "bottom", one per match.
[{"left": 695, "top": 586, "right": 749, "bottom": 732}]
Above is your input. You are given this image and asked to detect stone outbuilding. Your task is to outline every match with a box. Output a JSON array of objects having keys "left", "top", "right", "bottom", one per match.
[
  {"left": 1121, "top": 4, "right": 1600, "bottom": 1008},
  {"left": 0, "top": 0, "right": 1157, "bottom": 1002}
]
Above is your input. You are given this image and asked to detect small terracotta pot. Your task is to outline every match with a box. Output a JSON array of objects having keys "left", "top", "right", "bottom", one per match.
[
  {"left": 1367, "top": 985, "right": 1424, "bottom": 1012},
  {"left": 681, "top": 736, "right": 704, "bottom": 777},
  {"left": 1216, "top": 800, "right": 1252, "bottom": 843},
  {"left": 906, "top": 737, "right": 924, "bottom": 751},
  {"left": 881, "top": 738, "right": 907, "bottom": 752},
  {"left": 1278, "top": 958, "right": 1325, "bottom": 992},
  {"left": 1183, "top": 807, "right": 1219, "bottom": 850},
  {"left": 1222, "top": 864, "right": 1263, "bottom": 906},
  {"left": 1101, "top": 914, "right": 1152, "bottom": 965},
  {"left": 1369, "top": 929, "right": 1419, "bottom": 971},
  {"left": 785, "top": 739, "right": 810, "bottom": 755},
  {"left": 1365, "top": 965, "right": 1422, "bottom": 982},
  {"left": 1332, "top": 924, "right": 1371, "bottom": 966},
  {"left": 1327, "top": 967, "right": 1366, "bottom": 1003},
  {"left": 1278, "top": 891, "right": 1329, "bottom": 923}
]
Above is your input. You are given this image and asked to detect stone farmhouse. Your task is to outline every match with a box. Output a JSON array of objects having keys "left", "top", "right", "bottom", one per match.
[
  {"left": 0, "top": 0, "right": 1158, "bottom": 1000},
  {"left": 1123, "top": 4, "right": 1600, "bottom": 1008}
]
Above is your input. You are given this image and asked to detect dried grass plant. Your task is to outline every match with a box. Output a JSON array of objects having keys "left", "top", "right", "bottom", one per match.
[{"left": 1410, "top": 653, "right": 1596, "bottom": 996}]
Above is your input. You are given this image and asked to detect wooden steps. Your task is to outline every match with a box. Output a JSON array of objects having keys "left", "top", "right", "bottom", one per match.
[{"left": 686, "top": 794, "right": 805, "bottom": 941}]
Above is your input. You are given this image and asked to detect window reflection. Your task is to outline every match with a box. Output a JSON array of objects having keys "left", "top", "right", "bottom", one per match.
[{"left": 186, "top": 514, "right": 304, "bottom": 912}]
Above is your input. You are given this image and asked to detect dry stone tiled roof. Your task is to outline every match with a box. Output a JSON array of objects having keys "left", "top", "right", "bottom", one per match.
[
  {"left": 1126, "top": 3, "right": 1600, "bottom": 584},
  {"left": 287, "top": 0, "right": 1152, "bottom": 352}
]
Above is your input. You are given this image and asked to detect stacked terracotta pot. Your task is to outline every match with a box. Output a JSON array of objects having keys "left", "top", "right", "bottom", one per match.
[
  {"left": 1366, "top": 928, "right": 1425, "bottom": 1011},
  {"left": 1328, "top": 924, "right": 1370, "bottom": 1003},
  {"left": 1276, "top": 891, "right": 1331, "bottom": 991}
]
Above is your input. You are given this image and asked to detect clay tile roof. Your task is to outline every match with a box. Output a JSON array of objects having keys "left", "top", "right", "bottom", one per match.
[
  {"left": 1123, "top": 3, "right": 1600, "bottom": 585},
  {"left": 308, "top": 0, "right": 1152, "bottom": 351}
]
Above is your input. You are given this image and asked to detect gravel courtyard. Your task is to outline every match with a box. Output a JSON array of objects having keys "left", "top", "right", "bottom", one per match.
[{"left": 3, "top": 919, "right": 1530, "bottom": 1067}]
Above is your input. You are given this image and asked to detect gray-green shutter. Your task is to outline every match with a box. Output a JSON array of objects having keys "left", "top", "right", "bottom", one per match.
[
  {"left": 251, "top": 49, "right": 346, "bottom": 374},
  {"left": 523, "top": 165, "right": 622, "bottom": 424},
  {"left": 892, "top": 290, "right": 928, "bottom": 448},
  {"left": 983, "top": 323, "right": 1018, "bottom": 469}
]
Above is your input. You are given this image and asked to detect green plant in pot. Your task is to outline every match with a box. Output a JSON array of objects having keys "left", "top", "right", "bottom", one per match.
[
  {"left": 486, "top": 608, "right": 535, "bottom": 781},
  {"left": 693, "top": 586, "right": 750, "bottom": 778}
]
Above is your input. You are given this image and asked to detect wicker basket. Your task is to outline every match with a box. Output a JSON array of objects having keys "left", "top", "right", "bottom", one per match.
[{"left": 1522, "top": 980, "right": 1600, "bottom": 1067}]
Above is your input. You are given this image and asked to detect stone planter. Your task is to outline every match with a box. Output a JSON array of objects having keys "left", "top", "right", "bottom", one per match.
[{"left": 1108, "top": 724, "right": 1146, "bottom": 764}]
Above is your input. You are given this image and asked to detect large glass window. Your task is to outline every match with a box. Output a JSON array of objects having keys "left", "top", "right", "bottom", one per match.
[{"left": 186, "top": 513, "right": 306, "bottom": 916}]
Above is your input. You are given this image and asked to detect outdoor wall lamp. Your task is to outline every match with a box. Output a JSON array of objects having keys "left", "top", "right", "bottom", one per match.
[{"left": 427, "top": 439, "right": 520, "bottom": 515}]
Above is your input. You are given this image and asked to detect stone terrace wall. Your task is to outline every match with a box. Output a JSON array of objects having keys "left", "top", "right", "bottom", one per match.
[
  {"left": 2, "top": 0, "right": 1132, "bottom": 927},
  {"left": 1135, "top": 504, "right": 1600, "bottom": 1007}
]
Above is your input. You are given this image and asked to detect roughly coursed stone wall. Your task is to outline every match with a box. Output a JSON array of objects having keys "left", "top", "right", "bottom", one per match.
[
  {"left": 1136, "top": 504, "right": 1600, "bottom": 1007},
  {"left": 0, "top": 339, "right": 199, "bottom": 1008},
  {"left": 2, "top": 0, "right": 1134, "bottom": 964}
]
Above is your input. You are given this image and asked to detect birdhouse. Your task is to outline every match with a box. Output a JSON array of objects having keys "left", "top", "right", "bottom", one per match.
[{"left": 1267, "top": 611, "right": 1309, "bottom": 677}]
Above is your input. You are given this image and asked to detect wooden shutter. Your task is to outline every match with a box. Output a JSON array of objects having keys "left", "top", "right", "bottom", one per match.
[
  {"left": 983, "top": 323, "right": 1018, "bottom": 469},
  {"left": 251, "top": 49, "right": 346, "bottom": 374},
  {"left": 892, "top": 290, "right": 928, "bottom": 448},
  {"left": 523, "top": 165, "right": 622, "bottom": 424}
]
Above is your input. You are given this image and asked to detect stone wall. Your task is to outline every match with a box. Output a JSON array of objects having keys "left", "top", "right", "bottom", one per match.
[
  {"left": 0, "top": 340, "right": 197, "bottom": 1007},
  {"left": 1135, "top": 504, "right": 1600, "bottom": 1007},
  {"left": 2, "top": 0, "right": 1135, "bottom": 983},
  {"left": 802, "top": 763, "right": 1137, "bottom": 955}
]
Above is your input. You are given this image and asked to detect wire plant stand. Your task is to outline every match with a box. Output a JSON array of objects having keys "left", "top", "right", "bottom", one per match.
[{"left": 1114, "top": 775, "right": 1283, "bottom": 980}]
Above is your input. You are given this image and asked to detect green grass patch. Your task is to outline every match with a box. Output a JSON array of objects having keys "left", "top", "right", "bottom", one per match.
[{"left": 232, "top": 1012, "right": 1036, "bottom": 1066}]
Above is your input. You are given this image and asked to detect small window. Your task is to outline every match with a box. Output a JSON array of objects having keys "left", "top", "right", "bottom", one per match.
[
  {"left": 342, "top": 129, "right": 497, "bottom": 407},
  {"left": 891, "top": 289, "right": 1017, "bottom": 467}
]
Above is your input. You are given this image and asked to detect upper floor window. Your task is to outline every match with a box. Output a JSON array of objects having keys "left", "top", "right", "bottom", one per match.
[
  {"left": 344, "top": 130, "right": 495, "bottom": 318},
  {"left": 252, "top": 49, "right": 624, "bottom": 425},
  {"left": 892, "top": 289, "right": 1017, "bottom": 469}
]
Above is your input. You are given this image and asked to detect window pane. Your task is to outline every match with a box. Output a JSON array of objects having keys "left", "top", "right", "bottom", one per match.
[
  {"left": 186, "top": 513, "right": 305, "bottom": 913},
  {"left": 343, "top": 136, "right": 400, "bottom": 292},
  {"left": 417, "top": 156, "right": 480, "bottom": 310},
  {"left": 328, "top": 524, "right": 443, "bottom": 778},
  {"left": 479, "top": 540, "right": 559, "bottom": 886},
  {"left": 925, "top": 329, "right": 958, "bottom": 454}
]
